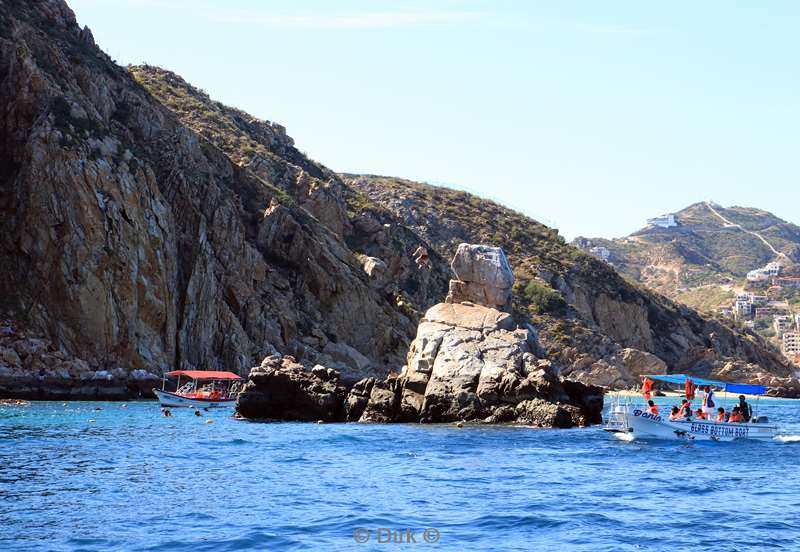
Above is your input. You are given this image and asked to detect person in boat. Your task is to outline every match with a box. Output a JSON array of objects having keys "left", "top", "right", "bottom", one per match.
[
  {"left": 647, "top": 400, "right": 659, "bottom": 415},
  {"left": 716, "top": 407, "right": 726, "bottom": 422},
  {"left": 728, "top": 406, "right": 744, "bottom": 423},
  {"left": 678, "top": 399, "right": 692, "bottom": 418},
  {"left": 738, "top": 395, "right": 752, "bottom": 422},
  {"left": 695, "top": 408, "right": 708, "bottom": 420},
  {"left": 669, "top": 406, "right": 681, "bottom": 421},
  {"left": 701, "top": 385, "right": 716, "bottom": 417}
]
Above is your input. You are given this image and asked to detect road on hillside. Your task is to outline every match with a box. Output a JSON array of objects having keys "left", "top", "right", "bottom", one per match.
[{"left": 704, "top": 201, "right": 788, "bottom": 260}]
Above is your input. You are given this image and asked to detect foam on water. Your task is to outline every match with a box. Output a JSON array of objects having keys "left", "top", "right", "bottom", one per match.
[{"left": 1, "top": 397, "right": 799, "bottom": 551}]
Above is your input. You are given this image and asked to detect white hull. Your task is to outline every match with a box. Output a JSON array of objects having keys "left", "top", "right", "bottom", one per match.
[
  {"left": 605, "top": 405, "right": 778, "bottom": 442},
  {"left": 154, "top": 389, "right": 236, "bottom": 409}
]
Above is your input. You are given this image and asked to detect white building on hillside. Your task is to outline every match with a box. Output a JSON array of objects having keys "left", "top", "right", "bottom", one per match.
[
  {"left": 647, "top": 214, "right": 677, "bottom": 228},
  {"left": 747, "top": 262, "right": 782, "bottom": 282},
  {"left": 783, "top": 332, "right": 800, "bottom": 357},
  {"left": 734, "top": 299, "right": 752, "bottom": 319},
  {"left": 589, "top": 246, "right": 611, "bottom": 263},
  {"left": 747, "top": 270, "right": 770, "bottom": 283},
  {"left": 774, "top": 315, "right": 794, "bottom": 336},
  {"left": 765, "top": 262, "right": 782, "bottom": 276}
]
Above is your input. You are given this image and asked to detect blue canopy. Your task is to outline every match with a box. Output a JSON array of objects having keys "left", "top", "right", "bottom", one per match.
[{"left": 644, "top": 374, "right": 767, "bottom": 396}]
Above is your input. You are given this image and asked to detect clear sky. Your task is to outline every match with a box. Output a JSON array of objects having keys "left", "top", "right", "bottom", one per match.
[{"left": 69, "top": 0, "right": 799, "bottom": 240}]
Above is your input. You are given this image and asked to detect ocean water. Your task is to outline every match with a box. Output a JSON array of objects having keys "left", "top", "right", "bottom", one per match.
[{"left": 1, "top": 396, "right": 799, "bottom": 552}]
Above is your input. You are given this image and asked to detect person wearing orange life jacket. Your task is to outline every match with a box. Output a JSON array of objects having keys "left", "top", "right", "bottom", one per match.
[
  {"left": 678, "top": 398, "right": 692, "bottom": 418},
  {"left": 685, "top": 378, "right": 696, "bottom": 401},
  {"left": 695, "top": 408, "right": 708, "bottom": 420},
  {"left": 647, "top": 400, "right": 659, "bottom": 416},
  {"left": 716, "top": 407, "right": 726, "bottom": 422},
  {"left": 669, "top": 406, "right": 681, "bottom": 421},
  {"left": 728, "top": 406, "right": 744, "bottom": 423},
  {"left": 642, "top": 378, "right": 654, "bottom": 400}
]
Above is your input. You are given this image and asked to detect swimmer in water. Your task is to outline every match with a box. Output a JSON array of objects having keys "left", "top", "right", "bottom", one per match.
[{"left": 161, "top": 408, "right": 172, "bottom": 417}]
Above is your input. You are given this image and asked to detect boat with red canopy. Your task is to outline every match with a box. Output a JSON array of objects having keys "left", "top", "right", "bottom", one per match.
[{"left": 154, "top": 370, "right": 243, "bottom": 409}]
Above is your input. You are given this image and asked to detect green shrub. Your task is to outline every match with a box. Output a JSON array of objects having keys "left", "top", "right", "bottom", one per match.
[{"left": 519, "top": 279, "right": 566, "bottom": 315}]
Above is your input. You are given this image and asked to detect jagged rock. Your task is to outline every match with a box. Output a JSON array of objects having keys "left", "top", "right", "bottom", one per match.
[
  {"left": 446, "top": 244, "right": 514, "bottom": 309},
  {"left": 236, "top": 356, "right": 347, "bottom": 421},
  {"left": 343, "top": 378, "right": 374, "bottom": 421},
  {"left": 359, "top": 377, "right": 401, "bottom": 423},
  {"left": 619, "top": 348, "right": 667, "bottom": 378}
]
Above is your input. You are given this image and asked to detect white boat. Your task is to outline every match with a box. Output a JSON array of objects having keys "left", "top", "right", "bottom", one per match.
[
  {"left": 154, "top": 370, "right": 243, "bottom": 409},
  {"left": 604, "top": 374, "right": 779, "bottom": 442}
]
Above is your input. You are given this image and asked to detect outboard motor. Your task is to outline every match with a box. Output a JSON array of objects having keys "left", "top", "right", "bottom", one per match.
[{"left": 753, "top": 415, "right": 769, "bottom": 424}]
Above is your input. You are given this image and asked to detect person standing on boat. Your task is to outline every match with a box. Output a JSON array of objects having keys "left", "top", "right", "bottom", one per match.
[{"left": 701, "top": 386, "right": 716, "bottom": 418}]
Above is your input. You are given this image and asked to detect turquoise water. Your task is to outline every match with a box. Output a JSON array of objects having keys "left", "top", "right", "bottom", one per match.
[{"left": 1, "top": 396, "right": 799, "bottom": 551}]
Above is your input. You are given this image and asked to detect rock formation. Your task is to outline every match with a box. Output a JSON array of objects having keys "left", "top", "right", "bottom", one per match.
[
  {"left": 346, "top": 175, "right": 800, "bottom": 394},
  {"left": 237, "top": 245, "right": 604, "bottom": 427}
]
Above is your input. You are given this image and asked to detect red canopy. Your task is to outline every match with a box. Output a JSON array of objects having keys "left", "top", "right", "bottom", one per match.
[{"left": 165, "top": 370, "right": 242, "bottom": 380}]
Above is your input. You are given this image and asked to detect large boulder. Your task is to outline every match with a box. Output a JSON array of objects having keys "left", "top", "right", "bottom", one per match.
[
  {"left": 446, "top": 244, "right": 514, "bottom": 309},
  {"left": 383, "top": 300, "right": 603, "bottom": 427},
  {"left": 236, "top": 355, "right": 347, "bottom": 421}
]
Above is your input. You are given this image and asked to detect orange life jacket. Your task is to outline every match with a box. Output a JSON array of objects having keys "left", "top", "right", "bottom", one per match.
[
  {"left": 648, "top": 405, "right": 659, "bottom": 415},
  {"left": 685, "top": 378, "right": 695, "bottom": 400},
  {"left": 642, "top": 378, "right": 653, "bottom": 400},
  {"left": 729, "top": 412, "right": 743, "bottom": 423},
  {"left": 696, "top": 411, "right": 707, "bottom": 420}
]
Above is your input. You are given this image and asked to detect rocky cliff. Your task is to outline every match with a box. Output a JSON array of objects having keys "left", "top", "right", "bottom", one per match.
[
  {"left": 0, "top": 0, "right": 446, "bottom": 396},
  {"left": 237, "top": 245, "right": 604, "bottom": 427}
]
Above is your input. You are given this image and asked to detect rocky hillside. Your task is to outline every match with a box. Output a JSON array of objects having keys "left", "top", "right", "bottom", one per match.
[
  {"left": 345, "top": 176, "right": 799, "bottom": 395},
  {"left": 0, "top": 0, "right": 797, "bottom": 398},
  {"left": 0, "top": 0, "right": 448, "bottom": 396},
  {"left": 575, "top": 202, "right": 800, "bottom": 311}
]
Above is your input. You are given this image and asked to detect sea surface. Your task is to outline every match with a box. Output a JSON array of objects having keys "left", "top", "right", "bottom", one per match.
[{"left": 1, "top": 396, "right": 799, "bottom": 552}]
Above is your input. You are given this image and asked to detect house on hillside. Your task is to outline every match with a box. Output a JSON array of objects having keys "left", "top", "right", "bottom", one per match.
[
  {"left": 774, "top": 315, "right": 794, "bottom": 336},
  {"left": 734, "top": 298, "right": 752, "bottom": 319},
  {"left": 755, "top": 306, "right": 786, "bottom": 319},
  {"left": 647, "top": 214, "right": 677, "bottom": 228},
  {"left": 748, "top": 262, "right": 783, "bottom": 282},
  {"left": 783, "top": 332, "right": 800, "bottom": 358},
  {"left": 588, "top": 246, "right": 611, "bottom": 263}
]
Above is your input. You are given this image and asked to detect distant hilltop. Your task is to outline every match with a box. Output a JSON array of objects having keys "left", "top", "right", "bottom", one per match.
[{"left": 573, "top": 202, "right": 800, "bottom": 313}]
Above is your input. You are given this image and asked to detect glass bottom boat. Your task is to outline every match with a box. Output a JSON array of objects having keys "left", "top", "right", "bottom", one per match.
[{"left": 604, "top": 374, "right": 779, "bottom": 441}]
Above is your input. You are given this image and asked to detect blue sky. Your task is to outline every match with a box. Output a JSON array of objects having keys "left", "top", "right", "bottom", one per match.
[{"left": 69, "top": 0, "right": 799, "bottom": 239}]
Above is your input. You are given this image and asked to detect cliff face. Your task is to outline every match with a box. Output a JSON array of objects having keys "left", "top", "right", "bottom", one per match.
[{"left": 0, "top": 0, "right": 446, "bottom": 394}]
